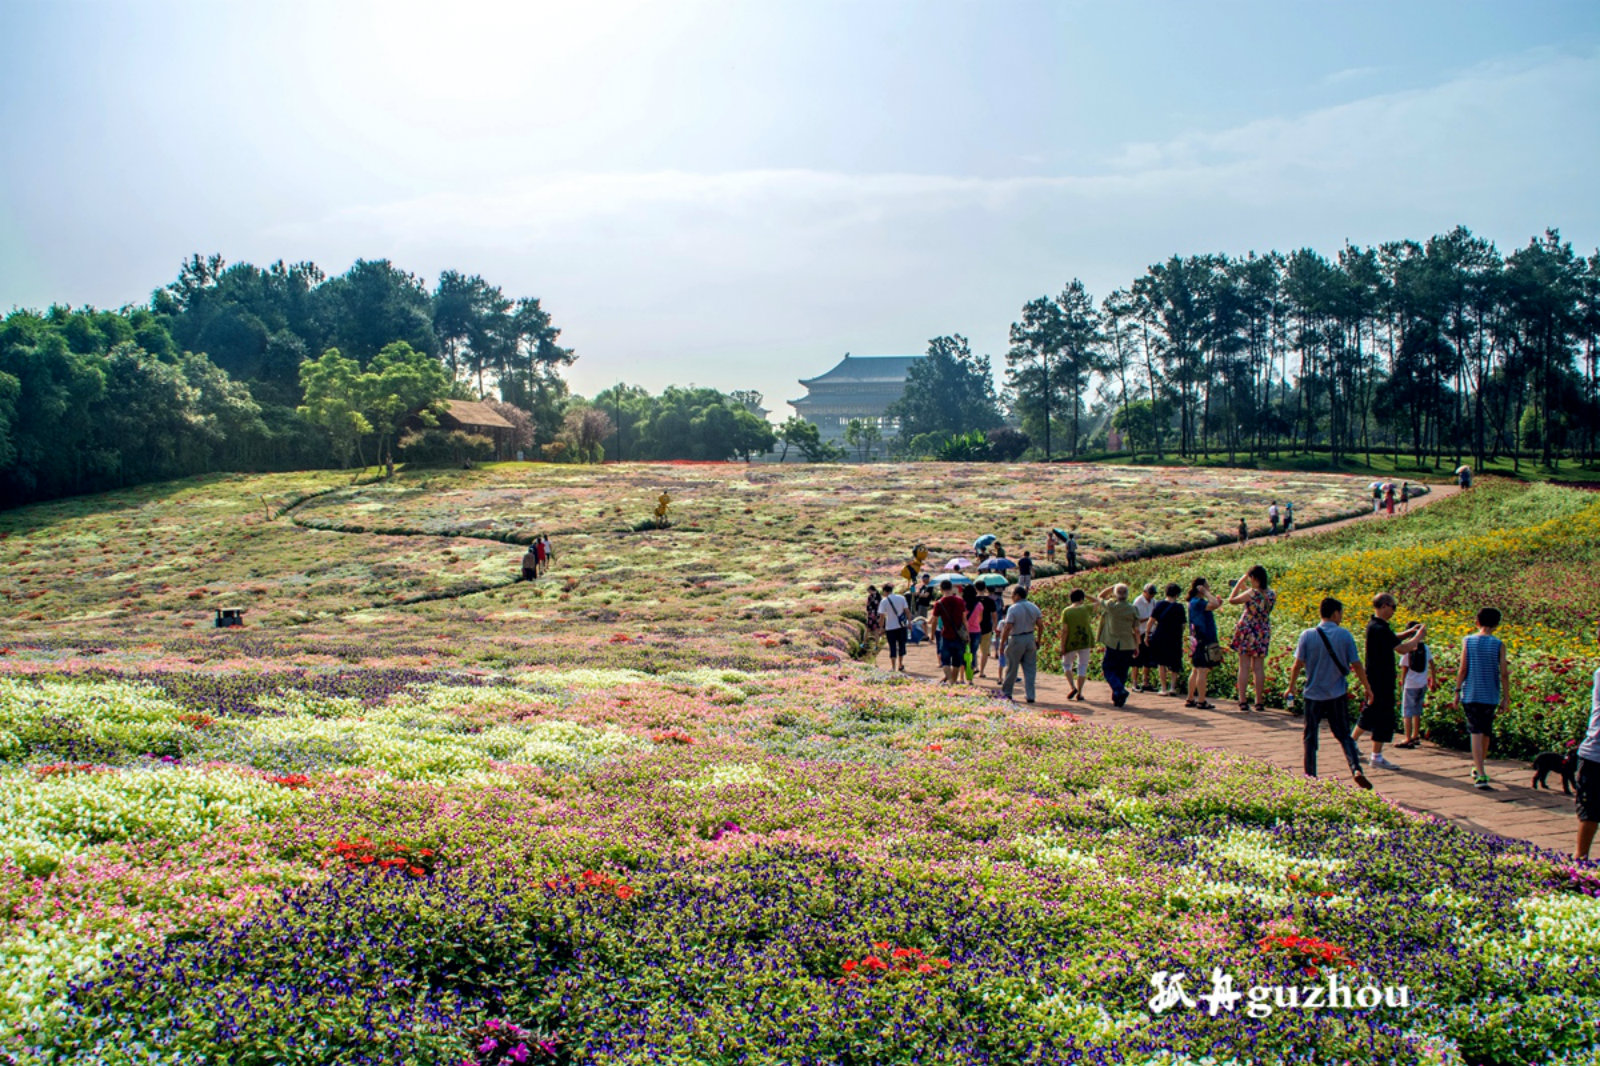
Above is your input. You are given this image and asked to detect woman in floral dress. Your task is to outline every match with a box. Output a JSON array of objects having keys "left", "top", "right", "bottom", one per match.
[{"left": 1227, "top": 565, "right": 1276, "bottom": 712}]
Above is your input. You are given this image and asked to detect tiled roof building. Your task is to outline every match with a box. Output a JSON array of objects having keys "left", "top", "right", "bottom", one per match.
[{"left": 789, "top": 354, "right": 921, "bottom": 455}]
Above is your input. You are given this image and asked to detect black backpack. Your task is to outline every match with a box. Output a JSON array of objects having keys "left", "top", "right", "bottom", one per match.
[{"left": 1408, "top": 645, "right": 1428, "bottom": 673}]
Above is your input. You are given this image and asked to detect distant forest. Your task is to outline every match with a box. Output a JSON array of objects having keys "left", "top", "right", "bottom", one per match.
[
  {"left": 0, "top": 256, "right": 777, "bottom": 508},
  {"left": 998, "top": 226, "right": 1600, "bottom": 471},
  {"left": 2, "top": 224, "right": 1598, "bottom": 508}
]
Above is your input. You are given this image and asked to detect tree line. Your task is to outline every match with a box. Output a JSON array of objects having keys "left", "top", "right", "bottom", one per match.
[
  {"left": 993, "top": 226, "right": 1600, "bottom": 471},
  {"left": 0, "top": 256, "right": 784, "bottom": 508}
]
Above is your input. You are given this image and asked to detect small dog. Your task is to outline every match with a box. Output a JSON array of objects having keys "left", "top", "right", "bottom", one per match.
[{"left": 1531, "top": 745, "right": 1578, "bottom": 794}]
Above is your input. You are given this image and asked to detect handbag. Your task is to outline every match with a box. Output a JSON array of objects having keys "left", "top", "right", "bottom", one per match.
[{"left": 1204, "top": 641, "right": 1226, "bottom": 667}]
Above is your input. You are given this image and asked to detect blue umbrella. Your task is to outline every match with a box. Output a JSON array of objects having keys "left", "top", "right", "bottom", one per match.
[
  {"left": 972, "top": 534, "right": 997, "bottom": 552},
  {"left": 934, "top": 573, "right": 975, "bottom": 586},
  {"left": 978, "top": 558, "right": 1016, "bottom": 571}
]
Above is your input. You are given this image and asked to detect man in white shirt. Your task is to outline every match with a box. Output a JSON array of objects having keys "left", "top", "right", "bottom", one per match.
[
  {"left": 1131, "top": 582, "right": 1159, "bottom": 692},
  {"left": 1576, "top": 624, "right": 1600, "bottom": 859},
  {"left": 876, "top": 582, "right": 910, "bottom": 672},
  {"left": 995, "top": 586, "right": 1044, "bottom": 703}
]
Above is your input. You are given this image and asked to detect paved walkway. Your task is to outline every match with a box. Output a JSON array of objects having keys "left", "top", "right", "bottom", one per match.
[{"left": 877, "top": 484, "right": 1579, "bottom": 855}]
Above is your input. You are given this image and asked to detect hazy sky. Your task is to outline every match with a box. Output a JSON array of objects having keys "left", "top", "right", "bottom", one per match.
[{"left": 3, "top": 0, "right": 1598, "bottom": 418}]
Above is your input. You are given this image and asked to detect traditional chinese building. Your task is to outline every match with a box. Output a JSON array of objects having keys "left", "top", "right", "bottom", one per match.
[{"left": 789, "top": 354, "right": 922, "bottom": 456}]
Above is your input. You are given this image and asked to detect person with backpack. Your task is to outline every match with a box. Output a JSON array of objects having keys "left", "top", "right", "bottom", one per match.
[
  {"left": 1287, "top": 597, "right": 1374, "bottom": 790},
  {"left": 1453, "top": 607, "right": 1510, "bottom": 790},
  {"left": 1395, "top": 620, "right": 1435, "bottom": 750},
  {"left": 876, "top": 582, "right": 910, "bottom": 672},
  {"left": 1056, "top": 588, "right": 1097, "bottom": 702}
]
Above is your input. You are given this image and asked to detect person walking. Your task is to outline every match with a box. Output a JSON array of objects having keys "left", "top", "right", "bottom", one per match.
[
  {"left": 1384, "top": 483, "right": 1397, "bottom": 516},
  {"left": 1065, "top": 532, "right": 1079, "bottom": 575},
  {"left": 1226, "top": 566, "right": 1276, "bottom": 713},
  {"left": 531, "top": 534, "right": 547, "bottom": 577},
  {"left": 1055, "top": 588, "right": 1097, "bottom": 702},
  {"left": 1131, "top": 582, "right": 1160, "bottom": 692},
  {"left": 996, "top": 586, "right": 1043, "bottom": 703},
  {"left": 520, "top": 543, "right": 539, "bottom": 582},
  {"left": 865, "top": 585, "right": 883, "bottom": 636},
  {"left": 1453, "top": 607, "right": 1509, "bottom": 790},
  {"left": 1097, "top": 582, "right": 1141, "bottom": 707},
  {"left": 1394, "top": 620, "right": 1435, "bottom": 750},
  {"left": 1017, "top": 550, "right": 1034, "bottom": 592},
  {"left": 962, "top": 584, "right": 984, "bottom": 684},
  {"left": 1186, "top": 577, "right": 1222, "bottom": 709},
  {"left": 1400, "top": 482, "right": 1412, "bottom": 513},
  {"left": 1372, "top": 483, "right": 1383, "bottom": 514},
  {"left": 876, "top": 582, "right": 910, "bottom": 672},
  {"left": 913, "top": 574, "right": 935, "bottom": 620},
  {"left": 1150, "top": 583, "right": 1187, "bottom": 697},
  {"left": 932, "top": 580, "right": 969, "bottom": 686},
  {"left": 1351, "top": 594, "right": 1425, "bottom": 770},
  {"left": 1575, "top": 623, "right": 1600, "bottom": 859},
  {"left": 1045, "top": 530, "right": 1057, "bottom": 563},
  {"left": 540, "top": 534, "right": 555, "bottom": 572},
  {"left": 1287, "top": 597, "right": 1374, "bottom": 790},
  {"left": 1269, "top": 501, "right": 1280, "bottom": 536},
  {"left": 1283, "top": 502, "right": 1295, "bottom": 536},
  {"left": 976, "top": 584, "right": 1001, "bottom": 678},
  {"left": 1237, "top": 518, "right": 1249, "bottom": 545}
]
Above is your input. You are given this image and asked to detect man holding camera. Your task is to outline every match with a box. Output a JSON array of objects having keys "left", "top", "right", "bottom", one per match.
[{"left": 1351, "top": 592, "right": 1426, "bottom": 771}]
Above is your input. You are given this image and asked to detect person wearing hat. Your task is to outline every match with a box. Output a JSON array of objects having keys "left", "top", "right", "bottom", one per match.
[{"left": 1131, "top": 582, "right": 1161, "bottom": 693}]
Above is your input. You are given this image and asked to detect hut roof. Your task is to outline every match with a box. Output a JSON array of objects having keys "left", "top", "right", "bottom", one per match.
[{"left": 440, "top": 400, "right": 515, "bottom": 431}]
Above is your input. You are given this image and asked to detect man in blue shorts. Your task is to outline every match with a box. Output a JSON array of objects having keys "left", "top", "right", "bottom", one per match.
[{"left": 932, "top": 580, "right": 970, "bottom": 685}]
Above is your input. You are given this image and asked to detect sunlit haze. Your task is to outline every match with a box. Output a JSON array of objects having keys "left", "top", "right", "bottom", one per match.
[{"left": 2, "top": 0, "right": 1597, "bottom": 417}]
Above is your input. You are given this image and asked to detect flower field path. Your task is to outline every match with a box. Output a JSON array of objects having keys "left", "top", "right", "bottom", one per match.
[{"left": 880, "top": 481, "right": 1587, "bottom": 856}]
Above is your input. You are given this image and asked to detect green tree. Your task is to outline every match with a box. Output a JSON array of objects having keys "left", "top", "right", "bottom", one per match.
[
  {"left": 297, "top": 348, "right": 371, "bottom": 469},
  {"left": 843, "top": 417, "right": 883, "bottom": 461},
  {"left": 885, "top": 335, "right": 1003, "bottom": 444},
  {"left": 360, "top": 341, "right": 451, "bottom": 466}
]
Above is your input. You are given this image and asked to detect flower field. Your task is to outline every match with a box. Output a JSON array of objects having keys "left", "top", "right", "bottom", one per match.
[
  {"left": 1033, "top": 480, "right": 1600, "bottom": 757},
  {"left": 1, "top": 464, "right": 1596, "bottom": 1065}
]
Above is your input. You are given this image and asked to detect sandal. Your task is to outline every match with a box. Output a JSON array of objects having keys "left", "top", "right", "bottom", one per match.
[
  {"left": 1184, "top": 699, "right": 1197, "bottom": 708},
  {"left": 1194, "top": 701, "right": 1215, "bottom": 710}
]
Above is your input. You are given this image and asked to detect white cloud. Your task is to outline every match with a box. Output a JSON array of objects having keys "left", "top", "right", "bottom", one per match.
[{"left": 265, "top": 45, "right": 1600, "bottom": 418}]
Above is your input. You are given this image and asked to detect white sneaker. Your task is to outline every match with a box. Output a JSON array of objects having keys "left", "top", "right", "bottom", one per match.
[{"left": 1369, "top": 753, "right": 1399, "bottom": 770}]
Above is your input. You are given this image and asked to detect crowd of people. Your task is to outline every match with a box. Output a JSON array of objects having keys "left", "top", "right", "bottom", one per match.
[{"left": 868, "top": 475, "right": 1600, "bottom": 858}]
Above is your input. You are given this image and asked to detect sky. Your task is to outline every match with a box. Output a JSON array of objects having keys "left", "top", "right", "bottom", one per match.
[{"left": 2, "top": 0, "right": 1598, "bottom": 419}]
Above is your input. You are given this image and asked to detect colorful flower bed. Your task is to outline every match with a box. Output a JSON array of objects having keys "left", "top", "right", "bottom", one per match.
[
  {"left": 1032, "top": 480, "right": 1600, "bottom": 757},
  {"left": 1, "top": 464, "right": 1594, "bottom": 1065}
]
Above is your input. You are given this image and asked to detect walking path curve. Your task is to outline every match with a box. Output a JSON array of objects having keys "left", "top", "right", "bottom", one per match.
[{"left": 878, "top": 481, "right": 1578, "bottom": 855}]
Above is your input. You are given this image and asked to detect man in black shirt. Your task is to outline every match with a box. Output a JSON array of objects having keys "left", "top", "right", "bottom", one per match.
[
  {"left": 1017, "top": 550, "right": 1034, "bottom": 591},
  {"left": 1353, "top": 592, "right": 1425, "bottom": 770},
  {"left": 912, "top": 575, "right": 934, "bottom": 619}
]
